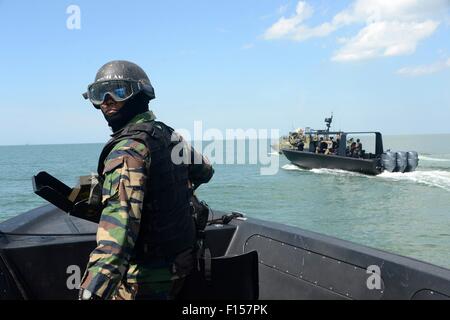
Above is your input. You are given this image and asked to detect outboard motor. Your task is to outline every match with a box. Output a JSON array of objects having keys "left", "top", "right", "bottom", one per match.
[
  {"left": 395, "top": 151, "right": 408, "bottom": 173},
  {"left": 381, "top": 151, "right": 397, "bottom": 172},
  {"left": 406, "top": 151, "right": 419, "bottom": 172}
]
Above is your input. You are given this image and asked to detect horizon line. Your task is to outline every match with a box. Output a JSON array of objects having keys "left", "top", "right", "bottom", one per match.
[{"left": 2, "top": 132, "right": 450, "bottom": 147}]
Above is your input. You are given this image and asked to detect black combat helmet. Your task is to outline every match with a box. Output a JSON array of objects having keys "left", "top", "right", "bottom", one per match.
[{"left": 83, "top": 60, "right": 155, "bottom": 108}]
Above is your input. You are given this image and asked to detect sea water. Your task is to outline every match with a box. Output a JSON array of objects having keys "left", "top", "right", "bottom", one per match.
[{"left": 0, "top": 134, "right": 449, "bottom": 269}]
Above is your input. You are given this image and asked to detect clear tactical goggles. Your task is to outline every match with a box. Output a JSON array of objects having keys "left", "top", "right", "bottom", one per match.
[{"left": 83, "top": 80, "right": 144, "bottom": 107}]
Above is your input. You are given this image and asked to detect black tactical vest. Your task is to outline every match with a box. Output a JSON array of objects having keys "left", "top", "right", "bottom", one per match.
[{"left": 98, "top": 120, "right": 196, "bottom": 261}]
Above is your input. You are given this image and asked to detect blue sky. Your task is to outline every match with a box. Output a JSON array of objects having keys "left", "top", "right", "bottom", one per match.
[{"left": 0, "top": 0, "right": 449, "bottom": 145}]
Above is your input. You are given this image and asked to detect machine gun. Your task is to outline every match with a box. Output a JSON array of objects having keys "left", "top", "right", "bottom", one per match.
[
  {"left": 324, "top": 113, "right": 333, "bottom": 133},
  {"left": 32, "top": 171, "right": 103, "bottom": 223},
  {"left": 32, "top": 171, "right": 212, "bottom": 228}
]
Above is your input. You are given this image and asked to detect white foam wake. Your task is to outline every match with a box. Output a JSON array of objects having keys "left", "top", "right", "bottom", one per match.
[
  {"left": 281, "top": 164, "right": 306, "bottom": 171},
  {"left": 310, "top": 168, "right": 364, "bottom": 177},
  {"left": 419, "top": 155, "right": 450, "bottom": 162},
  {"left": 282, "top": 165, "right": 363, "bottom": 176},
  {"left": 282, "top": 163, "right": 450, "bottom": 192},
  {"left": 378, "top": 170, "right": 450, "bottom": 192}
]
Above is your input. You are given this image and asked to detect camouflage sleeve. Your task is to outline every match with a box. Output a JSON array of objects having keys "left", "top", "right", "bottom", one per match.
[{"left": 80, "top": 139, "right": 149, "bottom": 299}]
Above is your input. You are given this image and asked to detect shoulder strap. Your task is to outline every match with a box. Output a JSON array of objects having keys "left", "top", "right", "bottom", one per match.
[{"left": 97, "top": 121, "right": 157, "bottom": 175}]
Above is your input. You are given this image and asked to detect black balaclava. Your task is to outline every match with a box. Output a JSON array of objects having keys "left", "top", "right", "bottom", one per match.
[{"left": 101, "top": 92, "right": 150, "bottom": 132}]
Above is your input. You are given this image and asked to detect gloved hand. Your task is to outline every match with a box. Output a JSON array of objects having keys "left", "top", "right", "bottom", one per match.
[{"left": 79, "top": 288, "right": 101, "bottom": 300}]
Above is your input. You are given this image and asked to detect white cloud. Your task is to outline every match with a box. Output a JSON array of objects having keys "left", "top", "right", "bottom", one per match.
[
  {"left": 263, "top": 0, "right": 450, "bottom": 62},
  {"left": 242, "top": 43, "right": 255, "bottom": 50},
  {"left": 260, "top": 3, "right": 293, "bottom": 20},
  {"left": 264, "top": 2, "right": 321, "bottom": 40},
  {"left": 332, "top": 20, "right": 439, "bottom": 61},
  {"left": 396, "top": 57, "right": 450, "bottom": 76},
  {"left": 332, "top": 0, "right": 449, "bottom": 25}
]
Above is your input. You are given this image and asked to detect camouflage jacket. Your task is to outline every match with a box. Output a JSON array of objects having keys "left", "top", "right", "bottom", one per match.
[{"left": 80, "top": 111, "right": 213, "bottom": 299}]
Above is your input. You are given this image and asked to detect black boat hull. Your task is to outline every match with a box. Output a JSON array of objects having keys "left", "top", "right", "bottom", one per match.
[
  {"left": 1, "top": 204, "right": 449, "bottom": 300},
  {"left": 282, "top": 149, "right": 382, "bottom": 175}
]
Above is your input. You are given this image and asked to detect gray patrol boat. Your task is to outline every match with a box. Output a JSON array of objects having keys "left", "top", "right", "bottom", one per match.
[{"left": 281, "top": 115, "right": 419, "bottom": 175}]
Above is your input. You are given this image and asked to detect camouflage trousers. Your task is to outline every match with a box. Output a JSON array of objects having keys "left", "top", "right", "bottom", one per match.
[{"left": 112, "top": 248, "right": 196, "bottom": 300}]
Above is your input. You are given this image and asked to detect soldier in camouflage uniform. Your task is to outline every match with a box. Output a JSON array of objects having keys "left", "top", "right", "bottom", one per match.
[{"left": 79, "top": 61, "right": 214, "bottom": 300}]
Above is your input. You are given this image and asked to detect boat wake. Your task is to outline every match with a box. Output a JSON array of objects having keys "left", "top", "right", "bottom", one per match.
[
  {"left": 282, "top": 165, "right": 364, "bottom": 176},
  {"left": 310, "top": 168, "right": 364, "bottom": 177},
  {"left": 281, "top": 164, "right": 306, "bottom": 171},
  {"left": 419, "top": 155, "right": 450, "bottom": 162},
  {"left": 378, "top": 170, "right": 450, "bottom": 192},
  {"left": 282, "top": 165, "right": 450, "bottom": 191}
]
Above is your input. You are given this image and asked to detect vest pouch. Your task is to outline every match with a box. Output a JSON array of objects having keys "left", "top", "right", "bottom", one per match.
[{"left": 178, "top": 250, "right": 259, "bottom": 300}]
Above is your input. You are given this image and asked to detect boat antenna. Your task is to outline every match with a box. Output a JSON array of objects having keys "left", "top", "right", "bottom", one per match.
[{"left": 324, "top": 113, "right": 333, "bottom": 133}]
